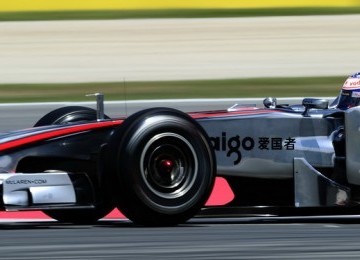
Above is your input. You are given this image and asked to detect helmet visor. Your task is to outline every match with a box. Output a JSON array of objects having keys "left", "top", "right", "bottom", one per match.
[{"left": 337, "top": 89, "right": 360, "bottom": 109}]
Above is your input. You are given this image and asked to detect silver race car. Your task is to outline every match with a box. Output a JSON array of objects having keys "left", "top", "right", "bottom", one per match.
[{"left": 1, "top": 73, "right": 360, "bottom": 226}]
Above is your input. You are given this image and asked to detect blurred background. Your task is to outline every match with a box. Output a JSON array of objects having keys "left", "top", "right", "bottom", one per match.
[{"left": 0, "top": 0, "right": 360, "bottom": 102}]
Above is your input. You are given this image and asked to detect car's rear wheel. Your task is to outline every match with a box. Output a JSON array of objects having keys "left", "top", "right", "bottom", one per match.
[
  {"left": 108, "top": 108, "right": 216, "bottom": 226},
  {"left": 34, "top": 106, "right": 101, "bottom": 126},
  {"left": 34, "top": 106, "right": 114, "bottom": 224}
]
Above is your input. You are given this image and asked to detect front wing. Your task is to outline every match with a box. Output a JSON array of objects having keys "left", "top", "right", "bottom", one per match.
[{"left": 0, "top": 172, "right": 94, "bottom": 211}]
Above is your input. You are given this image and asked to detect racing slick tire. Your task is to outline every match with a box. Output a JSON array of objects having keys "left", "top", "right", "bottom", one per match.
[
  {"left": 34, "top": 106, "right": 103, "bottom": 126},
  {"left": 34, "top": 106, "right": 114, "bottom": 224},
  {"left": 108, "top": 107, "right": 216, "bottom": 226}
]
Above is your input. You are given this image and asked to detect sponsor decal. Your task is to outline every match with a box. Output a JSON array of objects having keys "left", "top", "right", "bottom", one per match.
[
  {"left": 6, "top": 179, "right": 47, "bottom": 185},
  {"left": 210, "top": 132, "right": 296, "bottom": 165},
  {"left": 352, "top": 91, "right": 360, "bottom": 98},
  {"left": 343, "top": 79, "right": 360, "bottom": 90}
]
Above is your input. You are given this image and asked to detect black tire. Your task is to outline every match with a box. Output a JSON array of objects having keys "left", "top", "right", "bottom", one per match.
[
  {"left": 34, "top": 106, "right": 114, "bottom": 224},
  {"left": 108, "top": 108, "right": 216, "bottom": 226},
  {"left": 34, "top": 106, "right": 100, "bottom": 126}
]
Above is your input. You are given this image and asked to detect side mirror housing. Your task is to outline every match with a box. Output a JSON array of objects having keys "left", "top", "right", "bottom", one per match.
[{"left": 302, "top": 98, "right": 329, "bottom": 116}]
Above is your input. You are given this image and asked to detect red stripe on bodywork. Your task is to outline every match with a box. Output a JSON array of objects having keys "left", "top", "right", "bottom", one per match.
[
  {"left": 0, "top": 109, "right": 279, "bottom": 151},
  {"left": 0, "top": 120, "right": 123, "bottom": 152},
  {"left": 189, "top": 109, "right": 281, "bottom": 119}
]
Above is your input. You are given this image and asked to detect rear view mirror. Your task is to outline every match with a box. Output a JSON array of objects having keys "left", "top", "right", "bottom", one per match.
[{"left": 302, "top": 98, "right": 328, "bottom": 116}]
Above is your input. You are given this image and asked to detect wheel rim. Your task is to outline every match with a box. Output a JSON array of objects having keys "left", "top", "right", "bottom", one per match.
[{"left": 140, "top": 132, "right": 198, "bottom": 199}]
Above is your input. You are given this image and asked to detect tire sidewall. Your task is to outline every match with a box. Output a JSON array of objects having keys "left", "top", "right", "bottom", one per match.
[
  {"left": 34, "top": 106, "right": 98, "bottom": 126},
  {"left": 110, "top": 108, "right": 215, "bottom": 223}
]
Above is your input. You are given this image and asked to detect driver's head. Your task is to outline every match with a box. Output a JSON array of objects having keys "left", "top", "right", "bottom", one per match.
[{"left": 337, "top": 72, "right": 360, "bottom": 110}]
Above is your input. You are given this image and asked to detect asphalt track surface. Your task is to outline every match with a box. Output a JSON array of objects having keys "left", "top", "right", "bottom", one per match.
[
  {"left": 1, "top": 216, "right": 360, "bottom": 259},
  {"left": 1, "top": 15, "right": 360, "bottom": 83}
]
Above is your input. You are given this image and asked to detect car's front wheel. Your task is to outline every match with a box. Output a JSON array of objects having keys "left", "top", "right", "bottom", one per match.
[{"left": 108, "top": 108, "right": 216, "bottom": 226}]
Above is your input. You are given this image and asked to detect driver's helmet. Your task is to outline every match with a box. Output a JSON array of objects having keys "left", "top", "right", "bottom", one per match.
[{"left": 337, "top": 72, "right": 360, "bottom": 110}]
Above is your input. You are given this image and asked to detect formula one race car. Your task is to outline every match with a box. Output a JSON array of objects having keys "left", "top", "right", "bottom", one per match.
[{"left": 1, "top": 73, "right": 360, "bottom": 226}]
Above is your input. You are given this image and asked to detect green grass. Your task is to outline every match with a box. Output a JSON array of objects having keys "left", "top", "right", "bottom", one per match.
[
  {"left": 1, "top": 7, "right": 360, "bottom": 21},
  {"left": 0, "top": 76, "right": 343, "bottom": 103}
]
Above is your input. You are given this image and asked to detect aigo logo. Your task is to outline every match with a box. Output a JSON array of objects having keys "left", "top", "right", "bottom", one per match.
[
  {"left": 209, "top": 132, "right": 297, "bottom": 165},
  {"left": 209, "top": 132, "right": 255, "bottom": 165}
]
